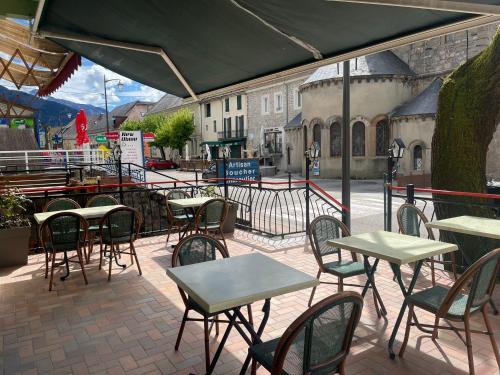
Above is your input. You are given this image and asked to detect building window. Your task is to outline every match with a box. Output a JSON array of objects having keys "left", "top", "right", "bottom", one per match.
[
  {"left": 213, "top": 120, "right": 216, "bottom": 132},
  {"left": 261, "top": 95, "right": 269, "bottom": 115},
  {"left": 274, "top": 92, "right": 283, "bottom": 113},
  {"left": 303, "top": 125, "right": 308, "bottom": 153},
  {"left": 236, "top": 95, "right": 242, "bottom": 110},
  {"left": 375, "top": 119, "right": 389, "bottom": 156},
  {"left": 205, "top": 103, "right": 211, "bottom": 117},
  {"left": 414, "top": 145, "right": 423, "bottom": 170},
  {"left": 223, "top": 117, "right": 232, "bottom": 138},
  {"left": 352, "top": 121, "right": 365, "bottom": 156},
  {"left": 235, "top": 115, "right": 244, "bottom": 137},
  {"left": 224, "top": 98, "right": 230, "bottom": 112},
  {"left": 330, "top": 122, "right": 341, "bottom": 157},
  {"left": 206, "top": 124, "right": 208, "bottom": 131},
  {"left": 294, "top": 88, "right": 302, "bottom": 109},
  {"left": 313, "top": 123, "right": 321, "bottom": 156},
  {"left": 287, "top": 146, "right": 291, "bottom": 165}
]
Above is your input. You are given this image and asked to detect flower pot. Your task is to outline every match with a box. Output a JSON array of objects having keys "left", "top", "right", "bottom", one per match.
[
  {"left": 0, "top": 226, "right": 30, "bottom": 267},
  {"left": 223, "top": 202, "right": 239, "bottom": 234}
]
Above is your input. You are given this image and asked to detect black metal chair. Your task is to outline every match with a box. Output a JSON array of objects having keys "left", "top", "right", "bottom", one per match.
[
  {"left": 399, "top": 248, "right": 500, "bottom": 375},
  {"left": 193, "top": 198, "right": 228, "bottom": 248},
  {"left": 84, "top": 194, "right": 119, "bottom": 263},
  {"left": 248, "top": 292, "right": 363, "bottom": 375},
  {"left": 171, "top": 233, "right": 253, "bottom": 372},
  {"left": 308, "top": 215, "right": 383, "bottom": 317},
  {"left": 40, "top": 212, "right": 88, "bottom": 291},
  {"left": 397, "top": 203, "right": 457, "bottom": 285},
  {"left": 98, "top": 206, "right": 142, "bottom": 281},
  {"left": 165, "top": 190, "right": 192, "bottom": 245}
]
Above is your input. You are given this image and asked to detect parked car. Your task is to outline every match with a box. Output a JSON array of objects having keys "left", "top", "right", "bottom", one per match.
[
  {"left": 145, "top": 158, "right": 178, "bottom": 170},
  {"left": 201, "top": 162, "right": 217, "bottom": 180}
]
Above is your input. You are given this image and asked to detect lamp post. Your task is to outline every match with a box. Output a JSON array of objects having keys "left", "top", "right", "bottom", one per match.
[
  {"left": 222, "top": 145, "right": 230, "bottom": 198},
  {"left": 385, "top": 138, "right": 406, "bottom": 231},
  {"left": 103, "top": 75, "right": 124, "bottom": 146},
  {"left": 113, "top": 144, "right": 123, "bottom": 203},
  {"left": 304, "top": 141, "right": 320, "bottom": 234}
]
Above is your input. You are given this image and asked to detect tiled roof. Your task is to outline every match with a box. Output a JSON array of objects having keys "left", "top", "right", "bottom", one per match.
[
  {"left": 147, "top": 93, "right": 183, "bottom": 114},
  {"left": 303, "top": 51, "right": 414, "bottom": 85},
  {"left": 284, "top": 112, "right": 302, "bottom": 129},
  {"left": 391, "top": 78, "right": 443, "bottom": 118}
]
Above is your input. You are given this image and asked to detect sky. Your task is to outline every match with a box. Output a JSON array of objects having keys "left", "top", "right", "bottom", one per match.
[
  {"left": 0, "top": 57, "right": 165, "bottom": 110},
  {"left": 1, "top": 19, "right": 165, "bottom": 110}
]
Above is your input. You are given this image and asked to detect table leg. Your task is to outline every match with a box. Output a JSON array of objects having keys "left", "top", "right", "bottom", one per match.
[
  {"left": 205, "top": 308, "right": 238, "bottom": 375},
  {"left": 388, "top": 260, "right": 423, "bottom": 359},
  {"left": 60, "top": 251, "right": 70, "bottom": 281},
  {"left": 361, "top": 256, "right": 387, "bottom": 316}
]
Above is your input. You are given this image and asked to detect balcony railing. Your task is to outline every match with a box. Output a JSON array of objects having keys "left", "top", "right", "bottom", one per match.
[{"left": 217, "top": 128, "right": 248, "bottom": 140}]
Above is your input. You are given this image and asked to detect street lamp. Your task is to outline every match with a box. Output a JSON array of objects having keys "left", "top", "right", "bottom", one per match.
[{"left": 103, "top": 75, "right": 124, "bottom": 143}]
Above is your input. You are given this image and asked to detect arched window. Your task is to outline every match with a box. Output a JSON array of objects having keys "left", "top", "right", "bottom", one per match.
[
  {"left": 375, "top": 119, "right": 389, "bottom": 156},
  {"left": 303, "top": 126, "right": 308, "bottom": 153},
  {"left": 352, "top": 121, "right": 365, "bottom": 156},
  {"left": 313, "top": 123, "right": 321, "bottom": 156},
  {"left": 413, "top": 145, "right": 423, "bottom": 170},
  {"left": 330, "top": 122, "right": 341, "bottom": 157}
]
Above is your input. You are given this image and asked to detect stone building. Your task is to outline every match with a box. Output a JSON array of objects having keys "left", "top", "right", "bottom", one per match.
[{"left": 284, "top": 23, "right": 500, "bottom": 184}]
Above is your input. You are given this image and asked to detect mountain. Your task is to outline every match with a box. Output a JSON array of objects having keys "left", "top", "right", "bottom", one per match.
[
  {"left": 0, "top": 85, "right": 105, "bottom": 127},
  {"left": 46, "top": 97, "right": 104, "bottom": 115}
]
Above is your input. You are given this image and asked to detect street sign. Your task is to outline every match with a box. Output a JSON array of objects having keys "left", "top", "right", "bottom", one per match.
[
  {"left": 143, "top": 132, "right": 155, "bottom": 142},
  {"left": 96, "top": 135, "right": 107, "bottom": 143},
  {"left": 105, "top": 131, "right": 119, "bottom": 140},
  {"left": 52, "top": 134, "right": 62, "bottom": 144}
]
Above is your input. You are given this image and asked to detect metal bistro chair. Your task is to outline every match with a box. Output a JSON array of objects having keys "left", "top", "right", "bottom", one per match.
[
  {"left": 399, "top": 248, "right": 500, "bottom": 375},
  {"left": 43, "top": 197, "right": 81, "bottom": 212},
  {"left": 165, "top": 190, "right": 192, "bottom": 245},
  {"left": 84, "top": 194, "right": 119, "bottom": 263},
  {"left": 193, "top": 198, "right": 228, "bottom": 249},
  {"left": 248, "top": 292, "right": 363, "bottom": 375},
  {"left": 40, "top": 212, "right": 88, "bottom": 291},
  {"left": 98, "top": 207, "right": 142, "bottom": 281},
  {"left": 308, "top": 215, "right": 384, "bottom": 317},
  {"left": 171, "top": 234, "right": 253, "bottom": 372},
  {"left": 397, "top": 203, "right": 458, "bottom": 285}
]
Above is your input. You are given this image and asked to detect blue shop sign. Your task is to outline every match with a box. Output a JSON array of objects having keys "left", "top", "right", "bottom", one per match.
[{"left": 218, "top": 158, "right": 260, "bottom": 184}]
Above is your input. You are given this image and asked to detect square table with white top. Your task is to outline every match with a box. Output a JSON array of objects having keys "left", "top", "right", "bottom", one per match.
[
  {"left": 34, "top": 204, "right": 124, "bottom": 225},
  {"left": 167, "top": 196, "right": 214, "bottom": 209},
  {"left": 167, "top": 252, "right": 319, "bottom": 374},
  {"left": 328, "top": 230, "right": 457, "bottom": 359},
  {"left": 426, "top": 215, "right": 499, "bottom": 314},
  {"left": 34, "top": 205, "right": 124, "bottom": 280}
]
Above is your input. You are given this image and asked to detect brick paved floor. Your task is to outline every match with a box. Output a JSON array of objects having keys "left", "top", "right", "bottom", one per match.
[{"left": 1, "top": 231, "right": 499, "bottom": 375}]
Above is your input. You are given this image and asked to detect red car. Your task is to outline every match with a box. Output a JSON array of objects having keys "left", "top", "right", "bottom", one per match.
[{"left": 145, "top": 158, "right": 178, "bottom": 170}]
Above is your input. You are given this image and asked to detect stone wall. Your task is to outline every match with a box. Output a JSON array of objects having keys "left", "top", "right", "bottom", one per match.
[{"left": 393, "top": 23, "right": 499, "bottom": 76}]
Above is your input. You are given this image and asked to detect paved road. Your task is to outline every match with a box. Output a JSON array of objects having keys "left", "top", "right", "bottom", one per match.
[{"left": 145, "top": 169, "right": 399, "bottom": 235}]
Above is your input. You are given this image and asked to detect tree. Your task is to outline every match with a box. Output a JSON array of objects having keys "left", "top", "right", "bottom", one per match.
[
  {"left": 155, "top": 108, "right": 195, "bottom": 154},
  {"left": 431, "top": 26, "right": 500, "bottom": 267}
]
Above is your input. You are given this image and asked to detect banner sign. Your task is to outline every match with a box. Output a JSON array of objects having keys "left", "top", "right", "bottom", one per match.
[
  {"left": 105, "top": 131, "right": 120, "bottom": 140},
  {"left": 119, "top": 131, "right": 145, "bottom": 181},
  {"left": 143, "top": 132, "right": 155, "bottom": 142},
  {"left": 313, "top": 160, "right": 320, "bottom": 176},
  {"left": 218, "top": 158, "right": 259, "bottom": 184}
]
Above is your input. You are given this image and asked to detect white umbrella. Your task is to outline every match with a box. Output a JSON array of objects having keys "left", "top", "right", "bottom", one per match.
[
  {"left": 205, "top": 144, "right": 212, "bottom": 162},
  {"left": 185, "top": 143, "right": 190, "bottom": 161},
  {"left": 260, "top": 127, "right": 265, "bottom": 156}
]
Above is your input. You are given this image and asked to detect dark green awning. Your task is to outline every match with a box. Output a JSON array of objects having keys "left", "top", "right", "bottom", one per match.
[
  {"left": 34, "top": 0, "right": 500, "bottom": 99},
  {"left": 200, "top": 140, "right": 245, "bottom": 147}
]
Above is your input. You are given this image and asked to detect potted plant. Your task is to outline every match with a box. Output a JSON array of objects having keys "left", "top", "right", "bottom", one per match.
[
  {"left": 203, "top": 186, "right": 239, "bottom": 234},
  {"left": 0, "top": 190, "right": 32, "bottom": 267}
]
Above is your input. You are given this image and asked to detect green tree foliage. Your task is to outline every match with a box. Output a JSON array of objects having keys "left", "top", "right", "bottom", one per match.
[
  {"left": 432, "top": 26, "right": 500, "bottom": 267},
  {"left": 120, "top": 109, "right": 194, "bottom": 155}
]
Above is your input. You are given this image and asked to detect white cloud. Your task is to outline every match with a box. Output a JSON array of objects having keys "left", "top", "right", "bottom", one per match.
[{"left": 0, "top": 58, "right": 165, "bottom": 109}]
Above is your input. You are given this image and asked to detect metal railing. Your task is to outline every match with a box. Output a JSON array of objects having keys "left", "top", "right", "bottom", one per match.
[
  {"left": 0, "top": 149, "right": 106, "bottom": 171},
  {"left": 17, "top": 177, "right": 347, "bottom": 251},
  {"left": 217, "top": 128, "right": 248, "bottom": 140}
]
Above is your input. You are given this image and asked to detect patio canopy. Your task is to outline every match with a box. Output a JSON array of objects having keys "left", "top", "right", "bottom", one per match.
[{"left": 33, "top": 0, "right": 500, "bottom": 100}]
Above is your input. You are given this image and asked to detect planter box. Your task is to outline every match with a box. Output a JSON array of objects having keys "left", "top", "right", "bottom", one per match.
[
  {"left": 223, "top": 202, "right": 238, "bottom": 234},
  {"left": 0, "top": 226, "right": 30, "bottom": 267}
]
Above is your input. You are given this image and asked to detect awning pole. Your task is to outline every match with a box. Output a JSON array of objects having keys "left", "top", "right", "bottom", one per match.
[{"left": 342, "top": 60, "right": 351, "bottom": 229}]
